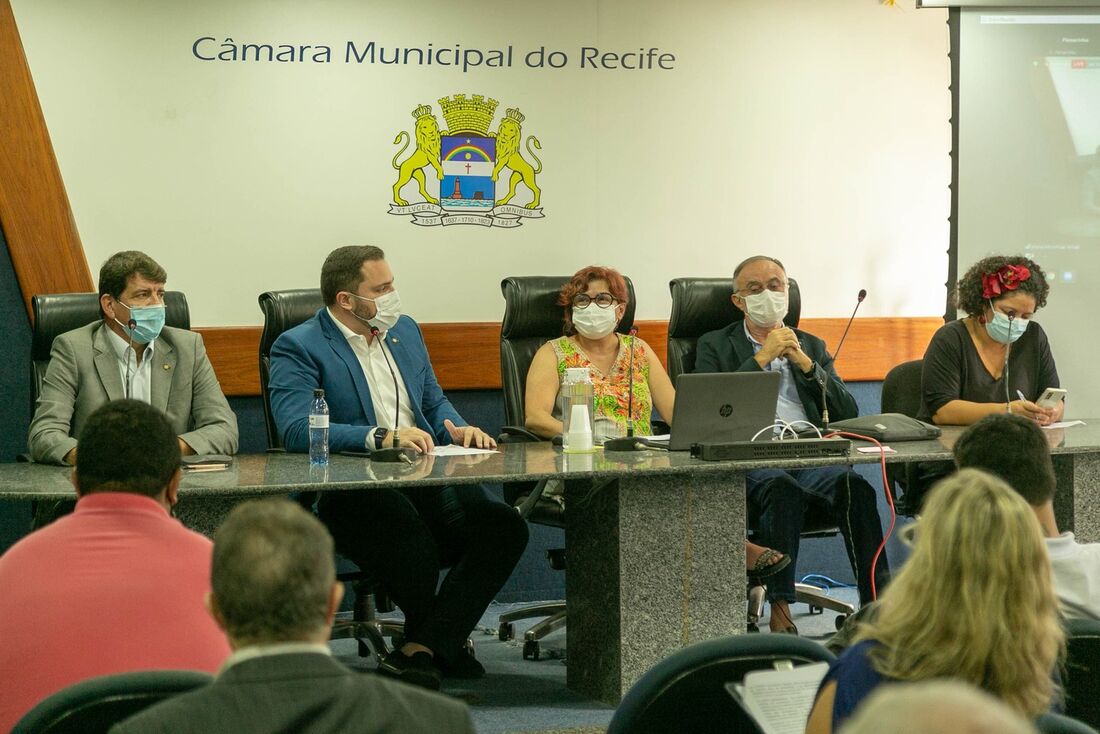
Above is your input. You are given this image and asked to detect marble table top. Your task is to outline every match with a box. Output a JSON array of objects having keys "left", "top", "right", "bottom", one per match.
[{"left": 2, "top": 420, "right": 1095, "bottom": 501}]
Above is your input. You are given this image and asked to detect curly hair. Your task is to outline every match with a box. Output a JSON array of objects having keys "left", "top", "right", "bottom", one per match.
[
  {"left": 854, "top": 469, "right": 1063, "bottom": 717},
  {"left": 558, "top": 265, "right": 629, "bottom": 336},
  {"left": 955, "top": 255, "right": 1049, "bottom": 316}
]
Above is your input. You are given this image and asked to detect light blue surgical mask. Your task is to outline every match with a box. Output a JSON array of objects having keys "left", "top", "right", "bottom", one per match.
[
  {"left": 115, "top": 301, "right": 166, "bottom": 343},
  {"left": 985, "top": 305, "right": 1029, "bottom": 345}
]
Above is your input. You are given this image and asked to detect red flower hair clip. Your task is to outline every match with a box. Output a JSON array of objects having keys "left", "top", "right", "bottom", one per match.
[{"left": 981, "top": 264, "right": 1031, "bottom": 299}]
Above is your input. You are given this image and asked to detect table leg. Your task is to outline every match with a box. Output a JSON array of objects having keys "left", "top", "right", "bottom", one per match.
[
  {"left": 565, "top": 470, "right": 746, "bottom": 704},
  {"left": 1055, "top": 453, "right": 1100, "bottom": 543}
]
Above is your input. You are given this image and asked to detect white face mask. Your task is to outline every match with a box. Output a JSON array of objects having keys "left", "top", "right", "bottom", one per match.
[
  {"left": 742, "top": 290, "right": 788, "bottom": 328},
  {"left": 572, "top": 305, "right": 618, "bottom": 339},
  {"left": 350, "top": 289, "right": 402, "bottom": 332}
]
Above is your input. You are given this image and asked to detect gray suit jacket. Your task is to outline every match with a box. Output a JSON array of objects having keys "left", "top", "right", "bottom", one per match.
[
  {"left": 28, "top": 321, "right": 239, "bottom": 464},
  {"left": 108, "top": 652, "right": 475, "bottom": 734}
]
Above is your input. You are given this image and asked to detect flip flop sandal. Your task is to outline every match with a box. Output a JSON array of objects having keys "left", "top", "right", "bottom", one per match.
[{"left": 747, "top": 548, "right": 792, "bottom": 580}]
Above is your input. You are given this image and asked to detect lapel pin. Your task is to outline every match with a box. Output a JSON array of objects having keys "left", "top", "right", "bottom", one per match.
[
  {"left": 391, "top": 337, "right": 400, "bottom": 344},
  {"left": 163, "top": 364, "right": 171, "bottom": 370}
]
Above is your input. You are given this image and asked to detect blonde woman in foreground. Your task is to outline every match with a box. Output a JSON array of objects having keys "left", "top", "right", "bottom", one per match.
[{"left": 805, "top": 468, "right": 1063, "bottom": 733}]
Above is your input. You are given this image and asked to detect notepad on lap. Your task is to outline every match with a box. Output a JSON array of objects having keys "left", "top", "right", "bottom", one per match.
[{"left": 725, "top": 661, "right": 830, "bottom": 734}]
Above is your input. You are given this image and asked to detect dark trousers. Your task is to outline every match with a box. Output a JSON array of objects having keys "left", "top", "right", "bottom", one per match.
[
  {"left": 747, "top": 466, "right": 889, "bottom": 606},
  {"left": 318, "top": 484, "right": 529, "bottom": 661}
]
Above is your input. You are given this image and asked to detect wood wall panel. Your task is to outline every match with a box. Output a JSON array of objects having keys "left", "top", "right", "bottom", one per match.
[
  {"left": 196, "top": 317, "right": 942, "bottom": 397},
  {"left": 193, "top": 327, "right": 262, "bottom": 398},
  {"left": 0, "top": 0, "right": 92, "bottom": 313}
]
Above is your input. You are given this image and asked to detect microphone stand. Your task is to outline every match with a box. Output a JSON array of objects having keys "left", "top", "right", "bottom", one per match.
[
  {"left": 370, "top": 326, "right": 414, "bottom": 463},
  {"left": 821, "top": 289, "right": 866, "bottom": 430},
  {"left": 604, "top": 328, "right": 648, "bottom": 452},
  {"left": 1004, "top": 314, "right": 1014, "bottom": 414}
]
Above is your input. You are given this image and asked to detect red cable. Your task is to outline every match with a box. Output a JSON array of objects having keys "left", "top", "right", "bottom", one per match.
[{"left": 823, "top": 430, "right": 896, "bottom": 602}]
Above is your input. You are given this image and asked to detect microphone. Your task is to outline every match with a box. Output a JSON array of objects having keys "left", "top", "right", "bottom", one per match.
[
  {"left": 1004, "top": 314, "right": 1014, "bottom": 413},
  {"left": 369, "top": 326, "right": 413, "bottom": 463},
  {"left": 125, "top": 318, "right": 137, "bottom": 400},
  {"left": 821, "top": 289, "right": 866, "bottom": 429},
  {"left": 604, "top": 328, "right": 648, "bottom": 452}
]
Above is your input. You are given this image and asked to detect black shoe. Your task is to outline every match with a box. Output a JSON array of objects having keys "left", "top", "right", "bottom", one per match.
[
  {"left": 437, "top": 647, "right": 485, "bottom": 679},
  {"left": 378, "top": 650, "right": 442, "bottom": 690}
]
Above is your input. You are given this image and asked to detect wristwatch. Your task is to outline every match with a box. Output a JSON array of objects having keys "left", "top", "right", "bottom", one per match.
[{"left": 374, "top": 427, "right": 389, "bottom": 450}]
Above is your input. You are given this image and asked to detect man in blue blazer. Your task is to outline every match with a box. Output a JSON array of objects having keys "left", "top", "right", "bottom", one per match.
[
  {"left": 694, "top": 255, "right": 888, "bottom": 634},
  {"left": 269, "top": 246, "right": 528, "bottom": 690}
]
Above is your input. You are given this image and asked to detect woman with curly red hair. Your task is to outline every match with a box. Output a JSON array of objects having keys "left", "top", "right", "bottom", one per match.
[{"left": 918, "top": 255, "right": 1064, "bottom": 426}]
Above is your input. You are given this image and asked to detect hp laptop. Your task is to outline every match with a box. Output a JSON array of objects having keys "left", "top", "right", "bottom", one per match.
[{"left": 645, "top": 372, "right": 781, "bottom": 451}]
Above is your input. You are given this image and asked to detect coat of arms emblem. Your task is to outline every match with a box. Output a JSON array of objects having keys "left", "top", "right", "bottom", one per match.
[{"left": 389, "top": 94, "right": 545, "bottom": 227}]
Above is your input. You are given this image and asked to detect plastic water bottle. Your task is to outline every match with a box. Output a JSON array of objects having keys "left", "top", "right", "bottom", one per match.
[
  {"left": 561, "top": 367, "right": 595, "bottom": 453},
  {"left": 309, "top": 388, "right": 329, "bottom": 466}
]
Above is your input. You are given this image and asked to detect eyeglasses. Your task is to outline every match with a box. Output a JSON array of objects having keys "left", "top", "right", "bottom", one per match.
[
  {"left": 572, "top": 292, "right": 617, "bottom": 309},
  {"left": 736, "top": 279, "right": 788, "bottom": 297}
]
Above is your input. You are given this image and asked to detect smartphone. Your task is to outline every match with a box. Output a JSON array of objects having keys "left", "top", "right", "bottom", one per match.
[{"left": 1036, "top": 388, "right": 1067, "bottom": 409}]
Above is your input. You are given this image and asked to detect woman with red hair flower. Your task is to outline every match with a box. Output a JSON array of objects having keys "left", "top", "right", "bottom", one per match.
[{"left": 918, "top": 255, "right": 1063, "bottom": 426}]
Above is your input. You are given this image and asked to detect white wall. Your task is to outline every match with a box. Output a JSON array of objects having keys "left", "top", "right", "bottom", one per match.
[{"left": 13, "top": 0, "right": 951, "bottom": 326}]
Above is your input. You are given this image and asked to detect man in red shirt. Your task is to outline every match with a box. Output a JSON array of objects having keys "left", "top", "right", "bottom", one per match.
[{"left": 0, "top": 400, "right": 229, "bottom": 730}]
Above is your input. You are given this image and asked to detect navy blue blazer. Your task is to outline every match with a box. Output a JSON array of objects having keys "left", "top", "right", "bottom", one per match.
[
  {"left": 693, "top": 321, "right": 858, "bottom": 426},
  {"left": 269, "top": 309, "right": 464, "bottom": 453}
]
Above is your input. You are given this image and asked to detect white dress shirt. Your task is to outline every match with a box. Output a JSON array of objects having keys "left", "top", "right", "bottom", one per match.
[
  {"left": 1046, "top": 532, "right": 1100, "bottom": 622},
  {"left": 106, "top": 326, "right": 154, "bottom": 404},
  {"left": 217, "top": 641, "right": 331, "bottom": 677},
  {"left": 326, "top": 309, "right": 415, "bottom": 446}
]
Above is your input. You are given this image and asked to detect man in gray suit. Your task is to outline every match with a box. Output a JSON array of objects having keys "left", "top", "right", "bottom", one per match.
[
  {"left": 28, "top": 251, "right": 238, "bottom": 464},
  {"left": 110, "top": 498, "right": 474, "bottom": 734}
]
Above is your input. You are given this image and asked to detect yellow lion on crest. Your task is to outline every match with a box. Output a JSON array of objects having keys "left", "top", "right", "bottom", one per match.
[
  {"left": 492, "top": 108, "right": 542, "bottom": 209},
  {"left": 392, "top": 105, "right": 443, "bottom": 206}
]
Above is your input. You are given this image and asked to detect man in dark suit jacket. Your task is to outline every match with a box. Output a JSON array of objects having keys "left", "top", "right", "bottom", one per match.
[
  {"left": 110, "top": 498, "right": 474, "bottom": 734},
  {"left": 268, "top": 245, "right": 528, "bottom": 689},
  {"left": 694, "top": 255, "right": 888, "bottom": 633}
]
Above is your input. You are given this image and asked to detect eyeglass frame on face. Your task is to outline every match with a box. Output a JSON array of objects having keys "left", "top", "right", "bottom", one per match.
[
  {"left": 734, "top": 277, "right": 788, "bottom": 298},
  {"left": 572, "top": 292, "right": 618, "bottom": 309}
]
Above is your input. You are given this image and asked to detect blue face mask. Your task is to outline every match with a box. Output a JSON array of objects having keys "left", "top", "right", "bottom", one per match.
[
  {"left": 116, "top": 302, "right": 166, "bottom": 343},
  {"left": 985, "top": 308, "right": 1029, "bottom": 344}
]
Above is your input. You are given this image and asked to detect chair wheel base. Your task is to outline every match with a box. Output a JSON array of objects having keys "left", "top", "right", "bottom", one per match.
[
  {"left": 523, "top": 640, "right": 541, "bottom": 660},
  {"left": 835, "top": 615, "right": 847, "bottom": 631},
  {"left": 498, "top": 622, "right": 514, "bottom": 641},
  {"left": 808, "top": 605, "right": 824, "bottom": 615}
]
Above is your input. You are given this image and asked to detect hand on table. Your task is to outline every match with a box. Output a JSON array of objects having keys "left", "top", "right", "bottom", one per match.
[
  {"left": 444, "top": 419, "right": 497, "bottom": 449},
  {"left": 388, "top": 426, "right": 435, "bottom": 453}
]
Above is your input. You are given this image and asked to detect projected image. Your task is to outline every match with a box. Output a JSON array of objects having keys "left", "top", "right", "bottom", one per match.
[{"left": 962, "top": 13, "right": 1100, "bottom": 286}]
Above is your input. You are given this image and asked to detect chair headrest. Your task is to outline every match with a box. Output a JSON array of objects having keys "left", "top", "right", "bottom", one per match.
[
  {"left": 668, "top": 277, "right": 801, "bottom": 338},
  {"left": 500, "top": 275, "right": 637, "bottom": 340},
  {"left": 32, "top": 292, "right": 190, "bottom": 360},
  {"left": 258, "top": 289, "right": 325, "bottom": 356}
]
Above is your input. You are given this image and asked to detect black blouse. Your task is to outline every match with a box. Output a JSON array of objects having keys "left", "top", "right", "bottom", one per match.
[{"left": 918, "top": 318, "right": 1060, "bottom": 422}]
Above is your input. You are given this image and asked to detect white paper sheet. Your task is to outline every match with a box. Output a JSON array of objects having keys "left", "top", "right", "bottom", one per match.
[
  {"left": 430, "top": 445, "right": 500, "bottom": 457},
  {"left": 1044, "top": 420, "right": 1086, "bottom": 430}
]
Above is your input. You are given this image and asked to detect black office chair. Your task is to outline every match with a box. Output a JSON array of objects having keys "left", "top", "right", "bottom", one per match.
[
  {"left": 30, "top": 292, "right": 191, "bottom": 417},
  {"left": 494, "top": 275, "right": 637, "bottom": 659},
  {"left": 1065, "top": 617, "right": 1100, "bottom": 730},
  {"left": 667, "top": 276, "right": 856, "bottom": 628},
  {"left": 1037, "top": 713, "right": 1100, "bottom": 734},
  {"left": 257, "top": 289, "right": 403, "bottom": 659},
  {"left": 880, "top": 359, "right": 948, "bottom": 515},
  {"left": 12, "top": 669, "right": 212, "bottom": 734},
  {"left": 25, "top": 293, "right": 191, "bottom": 523},
  {"left": 607, "top": 634, "right": 835, "bottom": 734}
]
